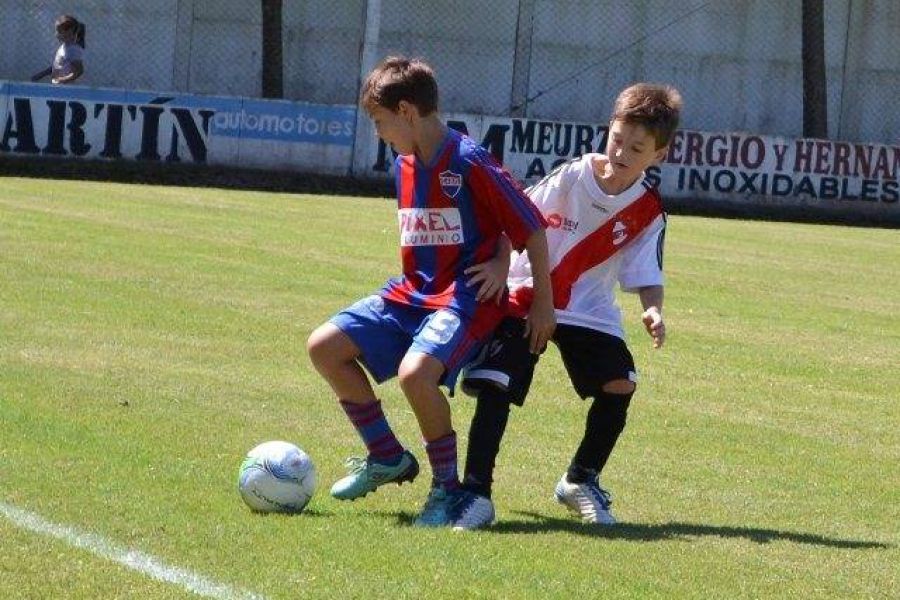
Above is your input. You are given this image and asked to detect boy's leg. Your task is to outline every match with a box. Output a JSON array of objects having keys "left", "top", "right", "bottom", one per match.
[
  {"left": 307, "top": 297, "right": 420, "bottom": 500},
  {"left": 397, "top": 351, "right": 461, "bottom": 527},
  {"left": 397, "top": 351, "right": 453, "bottom": 444},
  {"left": 554, "top": 385, "right": 632, "bottom": 525},
  {"left": 447, "top": 387, "right": 510, "bottom": 532},
  {"left": 308, "top": 321, "right": 404, "bottom": 457},
  {"left": 397, "top": 351, "right": 465, "bottom": 491},
  {"left": 400, "top": 306, "right": 504, "bottom": 527},
  {"left": 462, "top": 386, "right": 512, "bottom": 498},
  {"left": 569, "top": 381, "right": 634, "bottom": 480},
  {"left": 307, "top": 322, "right": 377, "bottom": 402},
  {"left": 460, "top": 317, "right": 537, "bottom": 497},
  {"left": 554, "top": 326, "right": 636, "bottom": 524},
  {"left": 455, "top": 317, "right": 537, "bottom": 530}
]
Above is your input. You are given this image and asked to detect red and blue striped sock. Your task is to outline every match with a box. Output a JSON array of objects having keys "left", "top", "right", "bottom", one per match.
[
  {"left": 340, "top": 400, "right": 404, "bottom": 462},
  {"left": 425, "top": 431, "right": 459, "bottom": 490}
]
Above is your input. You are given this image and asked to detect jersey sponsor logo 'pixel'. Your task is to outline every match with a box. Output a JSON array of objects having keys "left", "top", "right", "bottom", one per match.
[{"left": 398, "top": 208, "right": 465, "bottom": 247}]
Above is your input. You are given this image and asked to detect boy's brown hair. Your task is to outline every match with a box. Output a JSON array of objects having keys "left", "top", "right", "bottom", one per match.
[
  {"left": 360, "top": 56, "right": 439, "bottom": 116},
  {"left": 55, "top": 14, "right": 86, "bottom": 48},
  {"left": 611, "top": 83, "right": 682, "bottom": 149}
]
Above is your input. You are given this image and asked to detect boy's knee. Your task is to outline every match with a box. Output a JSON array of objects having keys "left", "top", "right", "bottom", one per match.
[
  {"left": 306, "top": 324, "right": 330, "bottom": 363},
  {"left": 601, "top": 378, "right": 636, "bottom": 395},
  {"left": 397, "top": 354, "right": 443, "bottom": 395},
  {"left": 307, "top": 324, "right": 351, "bottom": 369}
]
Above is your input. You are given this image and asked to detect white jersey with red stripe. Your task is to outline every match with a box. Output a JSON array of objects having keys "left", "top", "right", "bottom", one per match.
[{"left": 507, "top": 153, "right": 666, "bottom": 340}]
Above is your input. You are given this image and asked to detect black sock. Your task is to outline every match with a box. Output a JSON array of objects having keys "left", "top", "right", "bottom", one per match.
[
  {"left": 568, "top": 391, "right": 632, "bottom": 482},
  {"left": 462, "top": 386, "right": 512, "bottom": 499}
]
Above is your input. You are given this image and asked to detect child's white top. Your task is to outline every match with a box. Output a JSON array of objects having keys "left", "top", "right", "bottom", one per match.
[
  {"left": 508, "top": 153, "right": 666, "bottom": 340},
  {"left": 52, "top": 43, "right": 84, "bottom": 80}
]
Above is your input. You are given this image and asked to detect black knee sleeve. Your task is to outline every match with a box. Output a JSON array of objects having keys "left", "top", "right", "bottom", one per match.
[
  {"left": 463, "top": 386, "right": 513, "bottom": 498},
  {"left": 569, "top": 390, "right": 633, "bottom": 480}
]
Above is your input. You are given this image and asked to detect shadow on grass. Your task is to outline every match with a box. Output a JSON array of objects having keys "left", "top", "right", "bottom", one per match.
[
  {"left": 490, "top": 511, "right": 891, "bottom": 549},
  {"left": 381, "top": 511, "right": 417, "bottom": 527}
]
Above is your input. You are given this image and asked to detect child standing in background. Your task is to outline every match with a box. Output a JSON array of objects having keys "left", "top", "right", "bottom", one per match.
[{"left": 32, "top": 15, "right": 85, "bottom": 85}]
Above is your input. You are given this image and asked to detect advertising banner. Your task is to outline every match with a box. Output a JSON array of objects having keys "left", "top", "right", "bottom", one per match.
[
  {"left": 3, "top": 82, "right": 896, "bottom": 221},
  {"left": 363, "top": 113, "right": 899, "bottom": 217},
  {"left": 0, "top": 82, "right": 356, "bottom": 174}
]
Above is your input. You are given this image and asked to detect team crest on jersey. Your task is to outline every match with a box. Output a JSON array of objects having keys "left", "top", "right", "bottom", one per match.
[
  {"left": 439, "top": 170, "right": 462, "bottom": 199},
  {"left": 612, "top": 220, "right": 628, "bottom": 245}
]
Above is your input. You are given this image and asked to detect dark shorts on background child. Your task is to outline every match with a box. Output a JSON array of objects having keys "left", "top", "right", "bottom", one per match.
[{"left": 462, "top": 316, "right": 636, "bottom": 405}]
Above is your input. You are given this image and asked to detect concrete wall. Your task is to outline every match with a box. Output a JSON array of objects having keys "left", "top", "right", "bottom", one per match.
[
  {"left": 523, "top": 0, "right": 899, "bottom": 145},
  {"left": 837, "top": 0, "right": 900, "bottom": 143},
  {"left": 373, "top": 0, "right": 521, "bottom": 116},
  {"left": 525, "top": 1, "right": 847, "bottom": 137},
  {"left": 0, "top": 0, "right": 897, "bottom": 144}
]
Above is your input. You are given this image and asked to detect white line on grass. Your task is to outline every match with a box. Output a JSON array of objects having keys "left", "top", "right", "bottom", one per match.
[{"left": 0, "top": 501, "right": 265, "bottom": 600}]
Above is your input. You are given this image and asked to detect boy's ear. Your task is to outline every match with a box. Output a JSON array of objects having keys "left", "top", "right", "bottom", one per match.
[
  {"left": 653, "top": 145, "right": 669, "bottom": 163},
  {"left": 398, "top": 100, "right": 424, "bottom": 123}
]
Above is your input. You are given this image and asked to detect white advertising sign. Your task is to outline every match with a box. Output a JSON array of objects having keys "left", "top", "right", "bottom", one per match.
[
  {"left": 0, "top": 82, "right": 356, "bottom": 174},
  {"left": 363, "top": 113, "right": 899, "bottom": 215}
]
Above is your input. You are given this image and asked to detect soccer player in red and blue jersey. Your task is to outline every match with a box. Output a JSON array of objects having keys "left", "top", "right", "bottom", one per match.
[{"left": 307, "top": 56, "right": 555, "bottom": 527}]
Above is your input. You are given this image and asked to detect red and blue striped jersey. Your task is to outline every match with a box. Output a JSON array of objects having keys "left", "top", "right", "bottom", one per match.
[{"left": 381, "top": 128, "right": 545, "bottom": 317}]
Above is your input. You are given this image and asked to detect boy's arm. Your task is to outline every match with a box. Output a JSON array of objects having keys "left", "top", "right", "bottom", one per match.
[
  {"left": 464, "top": 235, "right": 512, "bottom": 304},
  {"left": 31, "top": 66, "right": 52, "bottom": 82},
  {"left": 638, "top": 285, "right": 665, "bottom": 349},
  {"left": 522, "top": 229, "right": 555, "bottom": 354}
]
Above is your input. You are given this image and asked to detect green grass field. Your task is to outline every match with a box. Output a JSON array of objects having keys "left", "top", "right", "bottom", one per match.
[{"left": 1, "top": 177, "right": 897, "bottom": 599}]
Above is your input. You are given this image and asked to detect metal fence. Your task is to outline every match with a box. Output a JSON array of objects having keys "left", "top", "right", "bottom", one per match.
[{"left": 1, "top": 0, "right": 898, "bottom": 144}]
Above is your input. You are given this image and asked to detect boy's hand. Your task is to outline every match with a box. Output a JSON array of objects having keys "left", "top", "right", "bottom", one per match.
[
  {"left": 464, "top": 258, "right": 508, "bottom": 305},
  {"left": 524, "top": 293, "right": 555, "bottom": 354},
  {"left": 641, "top": 307, "right": 665, "bottom": 348},
  {"left": 465, "top": 236, "right": 511, "bottom": 305}
]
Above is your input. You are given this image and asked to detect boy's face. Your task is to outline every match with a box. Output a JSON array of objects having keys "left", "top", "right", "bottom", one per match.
[
  {"left": 605, "top": 119, "right": 668, "bottom": 181},
  {"left": 367, "top": 102, "right": 416, "bottom": 156},
  {"left": 56, "top": 26, "right": 72, "bottom": 43}
]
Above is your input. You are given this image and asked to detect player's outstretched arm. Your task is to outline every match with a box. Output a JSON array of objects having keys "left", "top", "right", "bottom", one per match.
[
  {"left": 522, "top": 229, "right": 555, "bottom": 353},
  {"left": 465, "top": 235, "right": 512, "bottom": 304},
  {"left": 638, "top": 285, "right": 665, "bottom": 349},
  {"left": 31, "top": 67, "right": 52, "bottom": 82}
]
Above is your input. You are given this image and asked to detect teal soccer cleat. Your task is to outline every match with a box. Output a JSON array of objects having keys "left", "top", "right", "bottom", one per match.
[
  {"left": 413, "top": 486, "right": 458, "bottom": 527},
  {"left": 330, "top": 451, "right": 419, "bottom": 501}
]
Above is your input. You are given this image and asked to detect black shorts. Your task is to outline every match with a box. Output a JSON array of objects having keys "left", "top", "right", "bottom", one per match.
[{"left": 462, "top": 317, "right": 636, "bottom": 406}]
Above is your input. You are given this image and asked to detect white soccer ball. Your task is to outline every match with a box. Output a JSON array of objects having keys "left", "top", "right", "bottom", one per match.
[{"left": 238, "top": 441, "right": 316, "bottom": 513}]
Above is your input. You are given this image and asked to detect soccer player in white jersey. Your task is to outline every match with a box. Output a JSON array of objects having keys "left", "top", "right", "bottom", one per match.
[{"left": 453, "top": 83, "right": 683, "bottom": 529}]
